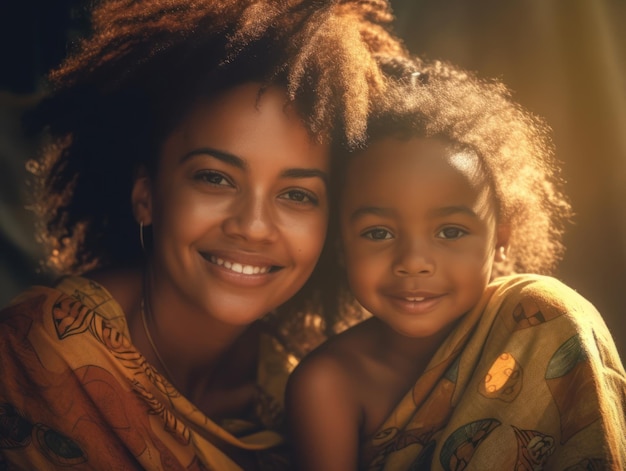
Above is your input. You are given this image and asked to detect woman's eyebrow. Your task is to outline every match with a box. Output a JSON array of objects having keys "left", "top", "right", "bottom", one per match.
[
  {"left": 281, "top": 168, "right": 329, "bottom": 186},
  {"left": 180, "top": 147, "right": 246, "bottom": 169},
  {"left": 180, "top": 148, "right": 328, "bottom": 186}
]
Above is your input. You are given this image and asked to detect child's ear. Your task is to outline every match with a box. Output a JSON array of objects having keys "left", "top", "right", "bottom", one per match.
[
  {"left": 131, "top": 166, "right": 153, "bottom": 226},
  {"left": 494, "top": 224, "right": 510, "bottom": 263}
]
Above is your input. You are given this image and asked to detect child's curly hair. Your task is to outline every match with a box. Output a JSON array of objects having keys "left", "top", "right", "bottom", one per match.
[
  {"left": 345, "top": 55, "right": 572, "bottom": 277},
  {"left": 26, "top": 0, "right": 407, "bottom": 349}
]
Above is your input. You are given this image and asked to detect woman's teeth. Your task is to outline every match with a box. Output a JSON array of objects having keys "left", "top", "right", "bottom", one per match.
[
  {"left": 405, "top": 297, "right": 426, "bottom": 302},
  {"left": 209, "top": 255, "right": 270, "bottom": 274}
]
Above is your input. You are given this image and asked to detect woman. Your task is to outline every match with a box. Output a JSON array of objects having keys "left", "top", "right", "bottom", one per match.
[{"left": 0, "top": 1, "right": 406, "bottom": 469}]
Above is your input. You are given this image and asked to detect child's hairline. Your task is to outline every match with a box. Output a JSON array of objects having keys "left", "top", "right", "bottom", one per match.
[{"left": 341, "top": 131, "right": 506, "bottom": 224}]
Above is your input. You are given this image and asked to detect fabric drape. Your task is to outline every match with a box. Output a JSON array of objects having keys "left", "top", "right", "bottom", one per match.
[
  {"left": 0, "top": 276, "right": 294, "bottom": 470},
  {"left": 362, "top": 274, "right": 626, "bottom": 471}
]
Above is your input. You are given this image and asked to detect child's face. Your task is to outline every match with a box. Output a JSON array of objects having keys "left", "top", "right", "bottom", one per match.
[{"left": 340, "top": 137, "right": 506, "bottom": 339}]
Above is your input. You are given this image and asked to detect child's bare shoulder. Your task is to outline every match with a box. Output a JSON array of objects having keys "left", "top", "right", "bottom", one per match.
[
  {"left": 290, "top": 318, "right": 376, "bottom": 384},
  {"left": 284, "top": 319, "right": 381, "bottom": 452},
  {"left": 286, "top": 318, "right": 379, "bottom": 409}
]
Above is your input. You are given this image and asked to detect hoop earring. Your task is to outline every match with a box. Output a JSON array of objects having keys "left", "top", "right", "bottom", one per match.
[{"left": 140, "top": 221, "right": 145, "bottom": 251}]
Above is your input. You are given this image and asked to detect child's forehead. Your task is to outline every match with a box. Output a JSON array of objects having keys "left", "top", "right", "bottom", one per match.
[
  {"left": 349, "top": 136, "right": 485, "bottom": 182},
  {"left": 342, "top": 136, "right": 497, "bottom": 220}
]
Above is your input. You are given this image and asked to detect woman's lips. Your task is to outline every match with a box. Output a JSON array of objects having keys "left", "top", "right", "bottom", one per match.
[
  {"left": 199, "top": 251, "right": 282, "bottom": 276},
  {"left": 209, "top": 255, "right": 271, "bottom": 274}
]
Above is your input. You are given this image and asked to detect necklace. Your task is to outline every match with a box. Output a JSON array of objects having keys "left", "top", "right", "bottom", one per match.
[{"left": 140, "top": 298, "right": 176, "bottom": 383}]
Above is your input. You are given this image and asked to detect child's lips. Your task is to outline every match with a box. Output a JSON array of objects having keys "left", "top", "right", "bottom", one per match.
[
  {"left": 391, "top": 290, "right": 442, "bottom": 302},
  {"left": 386, "top": 291, "right": 445, "bottom": 313}
]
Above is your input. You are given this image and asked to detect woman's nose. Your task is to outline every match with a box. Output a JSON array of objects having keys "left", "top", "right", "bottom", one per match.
[
  {"left": 392, "top": 238, "right": 435, "bottom": 276},
  {"left": 222, "top": 192, "right": 278, "bottom": 243}
]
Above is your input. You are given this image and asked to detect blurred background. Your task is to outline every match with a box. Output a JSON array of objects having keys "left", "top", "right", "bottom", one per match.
[{"left": 1, "top": 0, "right": 624, "bottom": 359}]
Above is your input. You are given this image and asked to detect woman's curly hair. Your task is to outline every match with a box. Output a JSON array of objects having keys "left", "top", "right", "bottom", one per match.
[
  {"left": 341, "top": 55, "right": 573, "bottom": 278},
  {"left": 26, "top": 0, "right": 407, "bottom": 350}
]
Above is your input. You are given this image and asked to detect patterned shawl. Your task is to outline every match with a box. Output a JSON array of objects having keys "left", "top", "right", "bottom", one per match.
[
  {"left": 362, "top": 274, "right": 626, "bottom": 470},
  {"left": 0, "top": 276, "right": 296, "bottom": 470}
]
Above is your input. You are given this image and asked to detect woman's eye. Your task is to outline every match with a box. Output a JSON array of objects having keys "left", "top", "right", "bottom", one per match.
[
  {"left": 362, "top": 228, "right": 393, "bottom": 240},
  {"left": 437, "top": 227, "right": 467, "bottom": 239},
  {"left": 279, "top": 189, "right": 318, "bottom": 205},
  {"left": 194, "top": 170, "right": 232, "bottom": 186}
]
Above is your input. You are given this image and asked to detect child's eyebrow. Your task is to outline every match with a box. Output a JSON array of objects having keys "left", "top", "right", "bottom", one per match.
[
  {"left": 350, "top": 206, "right": 395, "bottom": 221},
  {"left": 350, "top": 205, "right": 479, "bottom": 221}
]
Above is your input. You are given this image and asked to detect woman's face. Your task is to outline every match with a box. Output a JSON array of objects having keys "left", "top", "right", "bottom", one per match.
[{"left": 135, "top": 83, "right": 330, "bottom": 325}]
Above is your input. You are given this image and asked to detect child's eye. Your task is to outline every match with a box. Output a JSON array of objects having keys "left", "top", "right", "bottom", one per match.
[
  {"left": 362, "top": 228, "right": 393, "bottom": 240},
  {"left": 279, "top": 189, "right": 319, "bottom": 205},
  {"left": 193, "top": 170, "right": 232, "bottom": 186},
  {"left": 437, "top": 227, "right": 467, "bottom": 239}
]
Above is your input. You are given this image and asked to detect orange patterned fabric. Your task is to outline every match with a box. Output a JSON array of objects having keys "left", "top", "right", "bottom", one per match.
[
  {"left": 362, "top": 274, "right": 626, "bottom": 470},
  {"left": 0, "top": 276, "right": 295, "bottom": 470}
]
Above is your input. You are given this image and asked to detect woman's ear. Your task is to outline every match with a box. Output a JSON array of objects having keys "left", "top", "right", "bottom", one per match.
[
  {"left": 494, "top": 224, "right": 510, "bottom": 263},
  {"left": 131, "top": 167, "right": 153, "bottom": 226}
]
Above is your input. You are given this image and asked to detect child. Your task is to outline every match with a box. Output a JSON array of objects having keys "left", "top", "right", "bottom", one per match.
[{"left": 286, "top": 56, "right": 626, "bottom": 471}]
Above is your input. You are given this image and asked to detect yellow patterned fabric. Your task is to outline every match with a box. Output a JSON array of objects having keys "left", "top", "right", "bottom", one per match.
[
  {"left": 362, "top": 274, "right": 626, "bottom": 471},
  {"left": 0, "top": 276, "right": 295, "bottom": 470}
]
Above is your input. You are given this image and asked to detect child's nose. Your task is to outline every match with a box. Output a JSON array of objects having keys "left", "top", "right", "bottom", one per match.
[{"left": 392, "top": 238, "right": 435, "bottom": 276}]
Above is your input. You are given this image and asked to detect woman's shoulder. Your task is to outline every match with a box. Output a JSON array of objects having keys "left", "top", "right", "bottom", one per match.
[
  {"left": 0, "top": 277, "right": 85, "bottom": 322},
  {"left": 0, "top": 273, "right": 132, "bottom": 346},
  {"left": 2, "top": 272, "right": 129, "bottom": 311},
  {"left": 2, "top": 282, "right": 56, "bottom": 308}
]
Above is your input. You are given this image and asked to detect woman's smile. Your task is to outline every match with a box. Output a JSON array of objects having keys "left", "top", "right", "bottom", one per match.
[
  {"left": 200, "top": 250, "right": 283, "bottom": 276},
  {"left": 206, "top": 254, "right": 276, "bottom": 275},
  {"left": 199, "top": 250, "right": 285, "bottom": 288}
]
